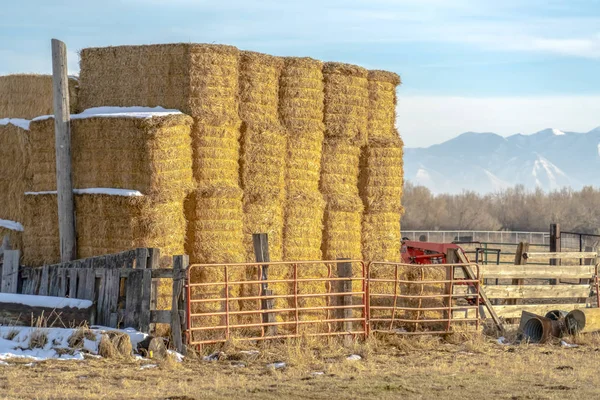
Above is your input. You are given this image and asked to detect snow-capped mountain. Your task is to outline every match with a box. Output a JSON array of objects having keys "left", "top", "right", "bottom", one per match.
[{"left": 404, "top": 127, "right": 600, "bottom": 194}]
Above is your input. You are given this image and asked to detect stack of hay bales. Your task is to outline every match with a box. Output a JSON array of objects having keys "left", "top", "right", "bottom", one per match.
[
  {"left": 360, "top": 70, "right": 403, "bottom": 262},
  {"left": 0, "top": 74, "right": 78, "bottom": 119},
  {"left": 22, "top": 111, "right": 194, "bottom": 266},
  {"left": 321, "top": 63, "right": 368, "bottom": 262},
  {"left": 238, "top": 52, "right": 288, "bottom": 319},
  {"left": 279, "top": 58, "right": 326, "bottom": 262},
  {"left": 0, "top": 119, "right": 29, "bottom": 251}
]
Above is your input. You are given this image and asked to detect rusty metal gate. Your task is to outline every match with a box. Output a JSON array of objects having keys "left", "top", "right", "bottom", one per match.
[
  {"left": 368, "top": 262, "right": 481, "bottom": 334},
  {"left": 186, "top": 260, "right": 368, "bottom": 346}
]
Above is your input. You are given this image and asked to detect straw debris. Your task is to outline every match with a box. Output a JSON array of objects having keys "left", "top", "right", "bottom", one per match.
[{"left": 0, "top": 74, "right": 78, "bottom": 119}]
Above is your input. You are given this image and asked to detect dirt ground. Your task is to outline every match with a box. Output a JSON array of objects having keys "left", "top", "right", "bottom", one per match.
[{"left": 1, "top": 332, "right": 600, "bottom": 400}]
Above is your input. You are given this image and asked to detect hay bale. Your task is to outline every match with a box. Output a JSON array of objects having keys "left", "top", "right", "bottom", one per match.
[
  {"left": 285, "top": 131, "right": 324, "bottom": 193},
  {"left": 320, "top": 138, "right": 361, "bottom": 197},
  {"left": 323, "top": 62, "right": 369, "bottom": 145},
  {"left": 22, "top": 193, "right": 186, "bottom": 266},
  {"left": 322, "top": 194, "right": 363, "bottom": 260},
  {"left": 0, "top": 226, "right": 23, "bottom": 253},
  {"left": 27, "top": 113, "right": 194, "bottom": 200},
  {"left": 0, "top": 74, "right": 78, "bottom": 119},
  {"left": 360, "top": 135, "right": 404, "bottom": 262},
  {"left": 283, "top": 191, "right": 325, "bottom": 261},
  {"left": 367, "top": 70, "right": 401, "bottom": 140},
  {"left": 79, "top": 44, "right": 240, "bottom": 124},
  {"left": 191, "top": 123, "right": 241, "bottom": 185},
  {"left": 98, "top": 331, "right": 132, "bottom": 359},
  {"left": 0, "top": 121, "right": 29, "bottom": 224}
]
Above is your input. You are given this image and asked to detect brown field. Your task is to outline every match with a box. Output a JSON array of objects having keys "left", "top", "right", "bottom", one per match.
[{"left": 2, "top": 333, "right": 600, "bottom": 400}]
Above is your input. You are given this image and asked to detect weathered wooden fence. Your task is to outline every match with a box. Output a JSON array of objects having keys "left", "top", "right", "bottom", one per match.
[{"left": 0, "top": 248, "right": 188, "bottom": 351}]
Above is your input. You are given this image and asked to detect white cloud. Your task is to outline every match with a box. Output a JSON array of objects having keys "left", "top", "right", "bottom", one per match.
[{"left": 397, "top": 95, "right": 600, "bottom": 147}]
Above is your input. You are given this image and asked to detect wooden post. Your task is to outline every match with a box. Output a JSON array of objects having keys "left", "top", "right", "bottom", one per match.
[
  {"left": 253, "top": 233, "right": 276, "bottom": 336},
  {"left": 549, "top": 224, "right": 560, "bottom": 285},
  {"left": 0, "top": 250, "right": 20, "bottom": 294},
  {"left": 336, "top": 259, "right": 353, "bottom": 344},
  {"left": 171, "top": 255, "right": 188, "bottom": 354},
  {"left": 51, "top": 39, "right": 76, "bottom": 262},
  {"left": 445, "top": 249, "right": 458, "bottom": 323},
  {"left": 508, "top": 242, "right": 529, "bottom": 306}
]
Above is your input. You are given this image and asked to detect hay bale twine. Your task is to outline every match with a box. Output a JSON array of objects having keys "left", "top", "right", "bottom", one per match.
[
  {"left": 0, "top": 74, "right": 78, "bottom": 119},
  {"left": 367, "top": 70, "right": 401, "bottom": 140}
]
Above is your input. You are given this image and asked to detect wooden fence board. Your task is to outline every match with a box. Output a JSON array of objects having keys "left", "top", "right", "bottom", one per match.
[
  {"left": 454, "top": 303, "right": 589, "bottom": 320},
  {"left": 455, "top": 284, "right": 591, "bottom": 299},
  {"left": 524, "top": 251, "right": 598, "bottom": 260},
  {"left": 480, "top": 264, "right": 595, "bottom": 279},
  {"left": 0, "top": 250, "right": 20, "bottom": 293}
]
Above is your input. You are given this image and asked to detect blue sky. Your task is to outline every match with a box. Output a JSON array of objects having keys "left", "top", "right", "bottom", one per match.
[{"left": 1, "top": 0, "right": 599, "bottom": 146}]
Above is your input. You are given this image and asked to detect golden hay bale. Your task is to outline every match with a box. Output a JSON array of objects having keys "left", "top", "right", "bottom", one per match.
[
  {"left": 320, "top": 138, "right": 361, "bottom": 197},
  {"left": 0, "top": 74, "right": 78, "bottom": 119},
  {"left": 361, "top": 212, "right": 402, "bottom": 262},
  {"left": 323, "top": 62, "right": 369, "bottom": 144},
  {"left": 185, "top": 184, "right": 244, "bottom": 265},
  {"left": 239, "top": 51, "right": 283, "bottom": 128},
  {"left": 79, "top": 44, "right": 240, "bottom": 125},
  {"left": 279, "top": 57, "right": 324, "bottom": 134},
  {"left": 367, "top": 70, "right": 401, "bottom": 140},
  {"left": 191, "top": 123, "right": 241, "bottom": 185},
  {"left": 243, "top": 202, "right": 284, "bottom": 262},
  {"left": 0, "top": 122, "right": 29, "bottom": 223},
  {"left": 28, "top": 114, "right": 194, "bottom": 200},
  {"left": 322, "top": 194, "right": 363, "bottom": 261},
  {"left": 22, "top": 193, "right": 186, "bottom": 266},
  {"left": 283, "top": 191, "right": 325, "bottom": 261},
  {"left": 286, "top": 131, "right": 325, "bottom": 193},
  {"left": 359, "top": 134, "right": 404, "bottom": 213}
]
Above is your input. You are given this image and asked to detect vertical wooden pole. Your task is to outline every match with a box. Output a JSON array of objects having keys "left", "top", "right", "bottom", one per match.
[
  {"left": 171, "top": 255, "right": 188, "bottom": 354},
  {"left": 445, "top": 249, "right": 458, "bottom": 323},
  {"left": 336, "top": 259, "right": 353, "bottom": 344},
  {"left": 253, "top": 233, "right": 276, "bottom": 336},
  {"left": 549, "top": 224, "right": 560, "bottom": 285},
  {"left": 52, "top": 39, "right": 76, "bottom": 262},
  {"left": 508, "top": 242, "right": 529, "bottom": 306}
]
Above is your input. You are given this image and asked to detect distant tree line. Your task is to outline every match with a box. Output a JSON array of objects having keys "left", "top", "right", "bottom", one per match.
[{"left": 401, "top": 182, "right": 600, "bottom": 234}]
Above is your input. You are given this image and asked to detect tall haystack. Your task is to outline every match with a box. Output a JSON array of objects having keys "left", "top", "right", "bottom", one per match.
[
  {"left": 321, "top": 63, "right": 369, "bottom": 261},
  {"left": 27, "top": 112, "right": 194, "bottom": 198},
  {"left": 239, "top": 52, "right": 286, "bottom": 262},
  {"left": 367, "top": 70, "right": 401, "bottom": 140},
  {"left": 0, "top": 74, "right": 78, "bottom": 119},
  {"left": 22, "top": 192, "right": 185, "bottom": 266},
  {"left": 279, "top": 58, "right": 326, "bottom": 262}
]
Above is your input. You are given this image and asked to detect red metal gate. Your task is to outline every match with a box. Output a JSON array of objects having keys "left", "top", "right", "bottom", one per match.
[{"left": 186, "top": 260, "right": 368, "bottom": 346}]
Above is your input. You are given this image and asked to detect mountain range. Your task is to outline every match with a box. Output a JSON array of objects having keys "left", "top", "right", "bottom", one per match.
[{"left": 404, "top": 127, "right": 600, "bottom": 194}]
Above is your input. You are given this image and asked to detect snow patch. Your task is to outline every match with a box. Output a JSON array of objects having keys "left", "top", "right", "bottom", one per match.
[
  {"left": 32, "top": 106, "right": 183, "bottom": 122},
  {"left": 0, "top": 219, "right": 24, "bottom": 232},
  {"left": 551, "top": 128, "right": 565, "bottom": 136},
  {"left": 0, "top": 293, "right": 92, "bottom": 309},
  {"left": 0, "top": 118, "right": 30, "bottom": 130},
  {"left": 25, "top": 188, "right": 143, "bottom": 197}
]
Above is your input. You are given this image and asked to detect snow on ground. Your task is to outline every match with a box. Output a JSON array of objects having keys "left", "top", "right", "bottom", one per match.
[
  {"left": 0, "top": 118, "right": 30, "bottom": 130},
  {"left": 0, "top": 219, "right": 24, "bottom": 232},
  {"left": 0, "top": 326, "right": 182, "bottom": 363},
  {"left": 0, "top": 293, "right": 92, "bottom": 309},
  {"left": 25, "top": 188, "right": 143, "bottom": 197},
  {"left": 32, "top": 106, "right": 183, "bottom": 122}
]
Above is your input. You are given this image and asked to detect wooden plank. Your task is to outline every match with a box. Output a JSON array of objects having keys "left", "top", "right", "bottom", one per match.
[
  {"left": 337, "top": 259, "right": 353, "bottom": 340},
  {"left": 68, "top": 268, "right": 78, "bottom": 298},
  {"left": 508, "top": 242, "right": 528, "bottom": 306},
  {"left": 96, "top": 269, "right": 107, "bottom": 325},
  {"left": 171, "top": 255, "right": 187, "bottom": 353},
  {"left": 135, "top": 248, "right": 148, "bottom": 269},
  {"left": 0, "top": 250, "right": 20, "bottom": 294},
  {"left": 480, "top": 264, "right": 595, "bottom": 279},
  {"left": 58, "top": 268, "right": 67, "bottom": 297},
  {"left": 454, "top": 303, "right": 588, "bottom": 320},
  {"left": 49, "top": 267, "right": 59, "bottom": 297},
  {"left": 138, "top": 248, "right": 152, "bottom": 333},
  {"left": 39, "top": 266, "right": 49, "bottom": 296},
  {"left": 51, "top": 39, "right": 77, "bottom": 263},
  {"left": 253, "top": 233, "right": 276, "bottom": 336},
  {"left": 108, "top": 269, "right": 120, "bottom": 327},
  {"left": 76, "top": 268, "right": 87, "bottom": 299},
  {"left": 151, "top": 310, "right": 185, "bottom": 324},
  {"left": 455, "top": 284, "right": 591, "bottom": 299},
  {"left": 524, "top": 251, "right": 598, "bottom": 260},
  {"left": 124, "top": 270, "right": 143, "bottom": 329}
]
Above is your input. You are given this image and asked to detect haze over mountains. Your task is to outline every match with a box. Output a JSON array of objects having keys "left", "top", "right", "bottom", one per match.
[{"left": 404, "top": 127, "right": 600, "bottom": 194}]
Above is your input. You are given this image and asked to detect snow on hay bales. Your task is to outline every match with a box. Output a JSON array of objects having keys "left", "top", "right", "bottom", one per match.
[
  {"left": 22, "top": 192, "right": 186, "bottom": 266},
  {"left": 367, "top": 70, "right": 401, "bottom": 140},
  {"left": 280, "top": 58, "right": 326, "bottom": 262},
  {"left": 0, "top": 120, "right": 29, "bottom": 252},
  {"left": 0, "top": 74, "right": 78, "bottom": 119},
  {"left": 27, "top": 112, "right": 194, "bottom": 199}
]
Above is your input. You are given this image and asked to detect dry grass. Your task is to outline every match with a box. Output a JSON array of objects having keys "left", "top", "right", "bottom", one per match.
[
  {"left": 3, "top": 335, "right": 600, "bottom": 399},
  {"left": 0, "top": 74, "right": 78, "bottom": 119}
]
